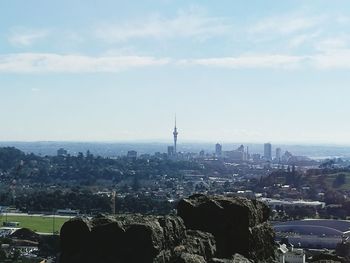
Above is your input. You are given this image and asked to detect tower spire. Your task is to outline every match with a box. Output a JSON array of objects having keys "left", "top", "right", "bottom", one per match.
[{"left": 173, "top": 115, "right": 178, "bottom": 156}]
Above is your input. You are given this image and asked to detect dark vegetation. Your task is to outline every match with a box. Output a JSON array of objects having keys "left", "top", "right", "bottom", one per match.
[
  {"left": 0, "top": 147, "right": 193, "bottom": 214},
  {"left": 0, "top": 147, "right": 201, "bottom": 184},
  {"left": 258, "top": 166, "right": 350, "bottom": 220},
  {"left": 1, "top": 147, "right": 350, "bottom": 219}
]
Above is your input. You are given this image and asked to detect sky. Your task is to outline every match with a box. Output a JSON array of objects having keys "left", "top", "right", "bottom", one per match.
[{"left": 1, "top": 0, "right": 350, "bottom": 144}]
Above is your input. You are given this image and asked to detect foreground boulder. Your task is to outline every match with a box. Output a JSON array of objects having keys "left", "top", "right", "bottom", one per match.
[
  {"left": 177, "top": 194, "right": 275, "bottom": 262},
  {"left": 310, "top": 253, "right": 346, "bottom": 263},
  {"left": 60, "top": 217, "right": 92, "bottom": 263},
  {"left": 60, "top": 195, "right": 276, "bottom": 263},
  {"left": 210, "top": 254, "right": 252, "bottom": 263},
  {"left": 60, "top": 214, "right": 205, "bottom": 263}
]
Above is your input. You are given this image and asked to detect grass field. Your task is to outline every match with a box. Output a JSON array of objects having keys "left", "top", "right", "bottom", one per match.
[{"left": 0, "top": 214, "right": 70, "bottom": 233}]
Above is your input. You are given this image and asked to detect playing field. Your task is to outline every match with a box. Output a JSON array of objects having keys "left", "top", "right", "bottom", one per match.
[{"left": 0, "top": 214, "right": 70, "bottom": 233}]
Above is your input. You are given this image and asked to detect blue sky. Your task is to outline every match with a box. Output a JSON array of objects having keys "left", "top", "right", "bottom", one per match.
[{"left": 1, "top": 0, "right": 350, "bottom": 144}]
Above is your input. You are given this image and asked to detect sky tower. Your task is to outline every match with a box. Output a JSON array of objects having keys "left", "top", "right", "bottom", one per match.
[{"left": 173, "top": 116, "right": 178, "bottom": 155}]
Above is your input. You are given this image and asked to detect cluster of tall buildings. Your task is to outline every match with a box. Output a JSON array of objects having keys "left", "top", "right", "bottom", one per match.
[
  {"left": 166, "top": 118, "right": 291, "bottom": 163},
  {"left": 263, "top": 143, "right": 281, "bottom": 162},
  {"left": 55, "top": 118, "right": 295, "bottom": 164},
  {"left": 215, "top": 143, "right": 249, "bottom": 161},
  {"left": 214, "top": 142, "right": 284, "bottom": 162}
]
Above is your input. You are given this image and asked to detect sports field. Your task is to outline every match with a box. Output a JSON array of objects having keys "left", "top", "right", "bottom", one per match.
[{"left": 0, "top": 214, "right": 70, "bottom": 233}]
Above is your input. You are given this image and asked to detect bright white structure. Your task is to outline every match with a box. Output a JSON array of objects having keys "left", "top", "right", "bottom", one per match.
[
  {"left": 276, "top": 244, "right": 306, "bottom": 263},
  {"left": 260, "top": 198, "right": 325, "bottom": 209},
  {"left": 274, "top": 219, "right": 350, "bottom": 249}
]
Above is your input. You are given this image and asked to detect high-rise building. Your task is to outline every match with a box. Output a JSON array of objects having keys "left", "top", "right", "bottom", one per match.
[
  {"left": 127, "top": 150, "right": 137, "bottom": 160},
  {"left": 276, "top": 148, "right": 282, "bottom": 162},
  {"left": 167, "top": 146, "right": 174, "bottom": 157},
  {"left": 264, "top": 143, "right": 272, "bottom": 160},
  {"left": 237, "top": 145, "right": 245, "bottom": 152},
  {"left": 215, "top": 143, "right": 222, "bottom": 157},
  {"left": 173, "top": 116, "right": 178, "bottom": 156},
  {"left": 57, "top": 148, "right": 67, "bottom": 156}
]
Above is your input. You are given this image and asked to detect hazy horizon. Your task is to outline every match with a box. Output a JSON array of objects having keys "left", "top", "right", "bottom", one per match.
[
  {"left": 2, "top": 139, "right": 350, "bottom": 147},
  {"left": 1, "top": 140, "right": 350, "bottom": 159}
]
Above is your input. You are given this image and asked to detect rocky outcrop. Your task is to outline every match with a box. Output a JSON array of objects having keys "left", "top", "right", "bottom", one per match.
[
  {"left": 336, "top": 241, "right": 350, "bottom": 259},
  {"left": 182, "top": 230, "right": 216, "bottom": 260},
  {"left": 171, "top": 253, "right": 207, "bottom": 263},
  {"left": 177, "top": 194, "right": 275, "bottom": 262},
  {"left": 61, "top": 214, "right": 198, "bottom": 263},
  {"left": 60, "top": 217, "right": 92, "bottom": 263},
  {"left": 60, "top": 195, "right": 276, "bottom": 263},
  {"left": 209, "top": 254, "right": 252, "bottom": 263},
  {"left": 310, "top": 253, "right": 346, "bottom": 263}
]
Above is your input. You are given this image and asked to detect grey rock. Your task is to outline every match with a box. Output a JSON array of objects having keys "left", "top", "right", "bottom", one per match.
[
  {"left": 60, "top": 217, "right": 92, "bottom": 263},
  {"left": 60, "top": 214, "right": 186, "bottom": 263},
  {"left": 210, "top": 253, "right": 252, "bottom": 263},
  {"left": 182, "top": 230, "right": 216, "bottom": 260},
  {"left": 177, "top": 194, "right": 275, "bottom": 261},
  {"left": 60, "top": 195, "right": 276, "bottom": 263},
  {"left": 173, "top": 253, "right": 207, "bottom": 263}
]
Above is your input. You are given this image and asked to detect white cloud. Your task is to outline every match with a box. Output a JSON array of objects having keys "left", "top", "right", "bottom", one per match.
[
  {"left": 3, "top": 48, "right": 350, "bottom": 73},
  {"left": 0, "top": 52, "right": 308, "bottom": 73},
  {"left": 8, "top": 28, "right": 49, "bottom": 46},
  {"left": 288, "top": 31, "right": 321, "bottom": 48},
  {"left": 179, "top": 54, "right": 306, "bottom": 69},
  {"left": 250, "top": 14, "right": 324, "bottom": 35},
  {"left": 94, "top": 11, "right": 232, "bottom": 42},
  {"left": 0, "top": 53, "right": 170, "bottom": 73},
  {"left": 180, "top": 50, "right": 350, "bottom": 70},
  {"left": 312, "top": 49, "right": 350, "bottom": 69},
  {"left": 315, "top": 37, "right": 350, "bottom": 52}
]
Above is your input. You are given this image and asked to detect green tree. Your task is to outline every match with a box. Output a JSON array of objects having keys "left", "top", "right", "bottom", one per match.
[{"left": 333, "top": 174, "right": 346, "bottom": 188}]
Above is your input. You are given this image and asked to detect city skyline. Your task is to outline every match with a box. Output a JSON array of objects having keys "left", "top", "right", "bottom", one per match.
[{"left": 2, "top": 1, "right": 350, "bottom": 143}]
